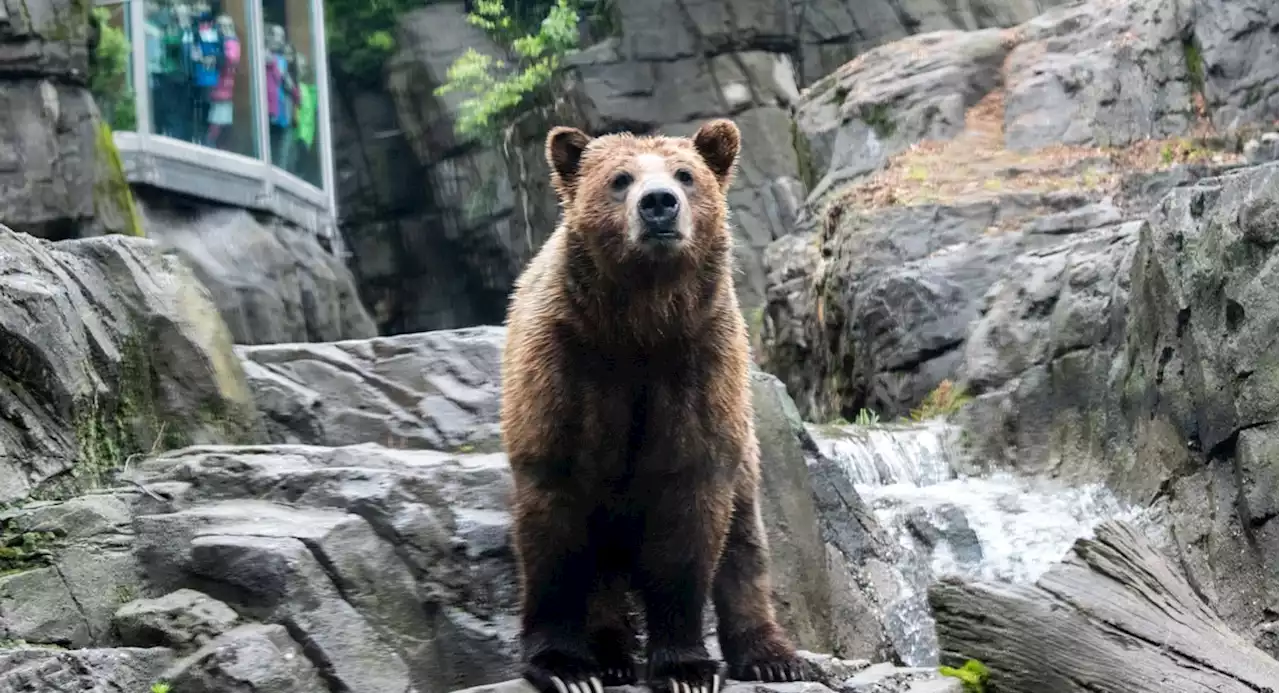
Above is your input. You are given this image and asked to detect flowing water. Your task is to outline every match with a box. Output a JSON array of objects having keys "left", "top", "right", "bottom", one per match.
[{"left": 807, "top": 420, "right": 1147, "bottom": 665}]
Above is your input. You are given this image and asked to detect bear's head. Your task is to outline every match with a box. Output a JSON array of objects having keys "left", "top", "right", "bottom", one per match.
[{"left": 544, "top": 119, "right": 740, "bottom": 276}]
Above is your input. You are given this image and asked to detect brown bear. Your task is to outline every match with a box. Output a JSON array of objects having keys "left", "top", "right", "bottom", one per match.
[{"left": 499, "top": 119, "right": 812, "bottom": 693}]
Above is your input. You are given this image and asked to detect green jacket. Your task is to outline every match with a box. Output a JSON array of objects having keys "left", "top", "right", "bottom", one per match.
[{"left": 296, "top": 83, "right": 318, "bottom": 147}]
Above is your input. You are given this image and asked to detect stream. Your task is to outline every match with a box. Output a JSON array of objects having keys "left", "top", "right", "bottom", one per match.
[{"left": 807, "top": 421, "right": 1147, "bottom": 665}]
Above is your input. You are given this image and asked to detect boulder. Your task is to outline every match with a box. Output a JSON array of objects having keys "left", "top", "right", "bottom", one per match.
[
  {"left": 113, "top": 589, "right": 241, "bottom": 651},
  {"left": 0, "top": 226, "right": 262, "bottom": 504},
  {"left": 159, "top": 623, "right": 328, "bottom": 693},
  {"left": 929, "top": 521, "right": 1279, "bottom": 693},
  {"left": 137, "top": 193, "right": 378, "bottom": 345},
  {"left": 236, "top": 327, "right": 507, "bottom": 452}
]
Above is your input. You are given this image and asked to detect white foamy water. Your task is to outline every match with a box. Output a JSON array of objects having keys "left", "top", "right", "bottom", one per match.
[
  {"left": 809, "top": 420, "right": 1144, "bottom": 585},
  {"left": 806, "top": 420, "right": 1147, "bottom": 665}
]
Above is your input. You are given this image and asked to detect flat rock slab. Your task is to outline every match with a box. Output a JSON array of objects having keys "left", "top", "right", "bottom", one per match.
[{"left": 929, "top": 521, "right": 1278, "bottom": 693}]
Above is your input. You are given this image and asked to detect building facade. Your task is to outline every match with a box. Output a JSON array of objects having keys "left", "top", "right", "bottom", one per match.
[{"left": 95, "top": 0, "right": 338, "bottom": 247}]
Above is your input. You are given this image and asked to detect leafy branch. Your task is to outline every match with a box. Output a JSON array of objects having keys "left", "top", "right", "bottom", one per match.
[{"left": 434, "top": 0, "right": 580, "bottom": 141}]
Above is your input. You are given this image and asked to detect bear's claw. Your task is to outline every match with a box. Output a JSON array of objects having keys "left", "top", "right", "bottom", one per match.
[{"left": 728, "top": 655, "right": 813, "bottom": 683}]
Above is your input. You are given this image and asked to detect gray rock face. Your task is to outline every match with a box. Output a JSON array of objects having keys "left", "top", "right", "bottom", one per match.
[
  {"left": 160, "top": 623, "right": 328, "bottom": 693},
  {"left": 795, "top": 29, "right": 1011, "bottom": 199},
  {"left": 137, "top": 193, "right": 377, "bottom": 345},
  {"left": 0, "top": 647, "right": 174, "bottom": 693},
  {"left": 0, "top": 0, "right": 136, "bottom": 239},
  {"left": 762, "top": 189, "right": 1143, "bottom": 421},
  {"left": 236, "top": 327, "right": 507, "bottom": 452},
  {"left": 1001, "top": 0, "right": 1198, "bottom": 151},
  {"left": 0, "top": 226, "right": 261, "bottom": 503},
  {"left": 114, "top": 589, "right": 241, "bottom": 651},
  {"left": 792, "top": 0, "right": 1067, "bottom": 85},
  {"left": 954, "top": 163, "right": 1279, "bottom": 647}
]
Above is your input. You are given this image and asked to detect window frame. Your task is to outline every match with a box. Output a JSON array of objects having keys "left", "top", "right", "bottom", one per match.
[{"left": 93, "top": 0, "right": 340, "bottom": 249}]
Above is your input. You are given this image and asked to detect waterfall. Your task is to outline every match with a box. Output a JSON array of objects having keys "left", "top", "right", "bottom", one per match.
[{"left": 807, "top": 420, "right": 1147, "bottom": 664}]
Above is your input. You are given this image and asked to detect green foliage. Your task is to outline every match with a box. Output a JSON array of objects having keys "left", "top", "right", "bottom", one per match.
[
  {"left": 325, "top": 0, "right": 422, "bottom": 85},
  {"left": 939, "top": 659, "right": 990, "bottom": 693},
  {"left": 908, "top": 379, "right": 972, "bottom": 422},
  {"left": 853, "top": 408, "right": 880, "bottom": 426},
  {"left": 150, "top": 683, "right": 172, "bottom": 693},
  {"left": 94, "top": 122, "right": 145, "bottom": 237},
  {"left": 859, "top": 102, "right": 896, "bottom": 140},
  {"left": 89, "top": 6, "right": 136, "bottom": 131},
  {"left": 0, "top": 521, "right": 58, "bottom": 577},
  {"left": 435, "top": 0, "right": 580, "bottom": 141},
  {"left": 1182, "top": 35, "right": 1204, "bottom": 95}
]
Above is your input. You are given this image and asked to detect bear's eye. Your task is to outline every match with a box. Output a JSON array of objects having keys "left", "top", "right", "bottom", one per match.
[
  {"left": 610, "top": 172, "right": 633, "bottom": 192},
  {"left": 674, "top": 168, "right": 694, "bottom": 185}
]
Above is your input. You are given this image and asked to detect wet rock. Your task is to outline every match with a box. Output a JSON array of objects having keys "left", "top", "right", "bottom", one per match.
[
  {"left": 160, "top": 623, "right": 328, "bottom": 693},
  {"left": 236, "top": 326, "right": 507, "bottom": 452},
  {"left": 929, "top": 521, "right": 1278, "bottom": 693},
  {"left": 903, "top": 506, "right": 983, "bottom": 569},
  {"left": 954, "top": 163, "right": 1279, "bottom": 641},
  {"left": 0, "top": 646, "right": 174, "bottom": 693},
  {"left": 114, "top": 589, "right": 240, "bottom": 651},
  {"left": 1, "top": 494, "right": 143, "bottom": 645},
  {"left": 0, "top": 227, "right": 262, "bottom": 503},
  {"left": 137, "top": 194, "right": 377, "bottom": 345}
]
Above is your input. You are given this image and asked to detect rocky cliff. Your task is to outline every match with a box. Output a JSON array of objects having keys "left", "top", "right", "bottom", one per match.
[
  {"left": 335, "top": 0, "right": 1075, "bottom": 335},
  {"left": 756, "top": 0, "right": 1278, "bottom": 656}
]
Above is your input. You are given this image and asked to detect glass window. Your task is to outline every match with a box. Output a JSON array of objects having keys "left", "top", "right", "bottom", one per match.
[
  {"left": 262, "top": 0, "right": 322, "bottom": 187},
  {"left": 93, "top": 1, "right": 137, "bottom": 131},
  {"left": 144, "top": 0, "right": 258, "bottom": 158}
]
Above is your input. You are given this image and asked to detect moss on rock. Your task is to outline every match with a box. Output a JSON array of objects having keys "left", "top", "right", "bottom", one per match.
[{"left": 93, "top": 122, "right": 145, "bottom": 238}]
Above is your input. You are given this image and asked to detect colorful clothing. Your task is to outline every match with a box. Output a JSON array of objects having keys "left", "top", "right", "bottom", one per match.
[
  {"left": 264, "top": 54, "right": 298, "bottom": 126},
  {"left": 193, "top": 21, "right": 222, "bottom": 88},
  {"left": 296, "top": 82, "right": 317, "bottom": 148},
  {"left": 160, "top": 26, "right": 194, "bottom": 77},
  {"left": 208, "top": 36, "right": 240, "bottom": 101}
]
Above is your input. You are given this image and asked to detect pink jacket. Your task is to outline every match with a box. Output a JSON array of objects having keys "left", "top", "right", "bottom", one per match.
[{"left": 209, "top": 37, "right": 240, "bottom": 102}]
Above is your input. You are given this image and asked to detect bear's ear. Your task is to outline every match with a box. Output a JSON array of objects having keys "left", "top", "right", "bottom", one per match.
[
  {"left": 546, "top": 126, "right": 592, "bottom": 202},
  {"left": 693, "top": 119, "right": 741, "bottom": 187}
]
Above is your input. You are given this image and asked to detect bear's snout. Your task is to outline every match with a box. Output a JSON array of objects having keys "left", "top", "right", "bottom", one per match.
[{"left": 638, "top": 187, "right": 681, "bottom": 237}]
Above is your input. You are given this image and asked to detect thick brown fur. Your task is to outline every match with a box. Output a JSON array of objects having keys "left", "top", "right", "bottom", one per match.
[{"left": 500, "top": 119, "right": 811, "bottom": 693}]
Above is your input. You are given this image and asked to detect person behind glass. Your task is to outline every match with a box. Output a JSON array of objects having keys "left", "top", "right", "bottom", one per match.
[
  {"left": 265, "top": 25, "right": 299, "bottom": 169},
  {"left": 156, "top": 1, "right": 196, "bottom": 141},
  {"left": 292, "top": 52, "right": 319, "bottom": 181},
  {"left": 205, "top": 14, "right": 240, "bottom": 149},
  {"left": 190, "top": 0, "right": 222, "bottom": 144}
]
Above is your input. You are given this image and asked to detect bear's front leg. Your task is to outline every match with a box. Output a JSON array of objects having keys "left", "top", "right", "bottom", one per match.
[
  {"left": 713, "top": 483, "right": 813, "bottom": 683},
  {"left": 513, "top": 482, "right": 605, "bottom": 693},
  {"left": 636, "top": 475, "right": 733, "bottom": 693}
]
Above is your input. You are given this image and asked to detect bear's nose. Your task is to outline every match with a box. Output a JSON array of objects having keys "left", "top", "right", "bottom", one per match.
[{"left": 638, "top": 188, "right": 680, "bottom": 233}]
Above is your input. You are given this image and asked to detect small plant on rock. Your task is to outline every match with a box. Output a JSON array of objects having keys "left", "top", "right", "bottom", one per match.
[
  {"left": 939, "top": 659, "right": 990, "bottom": 693},
  {"left": 150, "top": 682, "right": 172, "bottom": 693},
  {"left": 908, "top": 379, "right": 972, "bottom": 422},
  {"left": 853, "top": 408, "right": 880, "bottom": 426}
]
